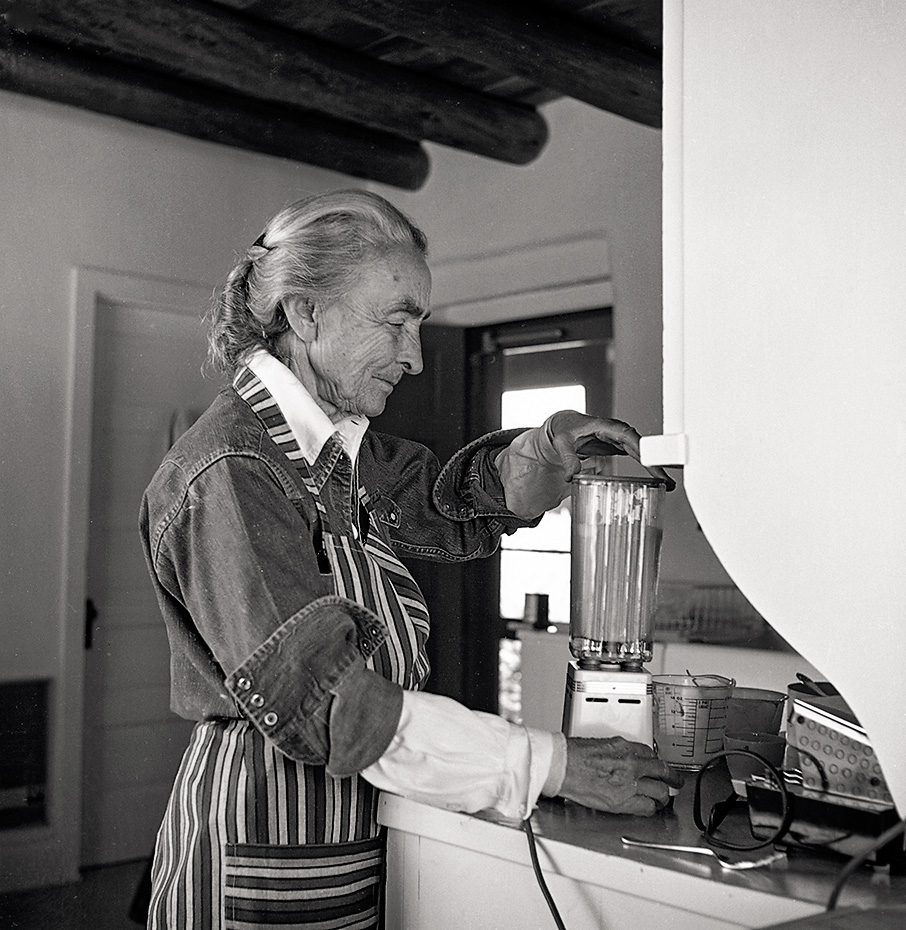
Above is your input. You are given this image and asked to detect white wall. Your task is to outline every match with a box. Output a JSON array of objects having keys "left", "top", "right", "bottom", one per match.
[
  {"left": 0, "top": 92, "right": 350, "bottom": 679},
  {"left": 373, "top": 98, "right": 731, "bottom": 584},
  {"left": 0, "top": 89, "right": 352, "bottom": 890}
]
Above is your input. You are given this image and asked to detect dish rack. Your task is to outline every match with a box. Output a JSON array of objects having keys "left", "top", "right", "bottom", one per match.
[{"left": 654, "top": 583, "right": 768, "bottom": 644}]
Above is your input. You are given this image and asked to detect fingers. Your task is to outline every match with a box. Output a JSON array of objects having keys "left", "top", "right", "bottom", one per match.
[
  {"left": 664, "top": 767, "right": 685, "bottom": 790},
  {"left": 619, "top": 794, "right": 660, "bottom": 817},
  {"left": 549, "top": 431, "right": 583, "bottom": 480},
  {"left": 577, "top": 418, "right": 640, "bottom": 459},
  {"left": 622, "top": 740, "right": 657, "bottom": 759},
  {"left": 547, "top": 411, "right": 677, "bottom": 491},
  {"left": 599, "top": 421, "right": 642, "bottom": 458},
  {"left": 647, "top": 466, "right": 677, "bottom": 492},
  {"left": 600, "top": 770, "right": 676, "bottom": 815},
  {"left": 560, "top": 738, "right": 684, "bottom": 816},
  {"left": 584, "top": 423, "right": 676, "bottom": 492},
  {"left": 636, "top": 756, "right": 684, "bottom": 788},
  {"left": 618, "top": 754, "right": 682, "bottom": 807},
  {"left": 594, "top": 736, "right": 657, "bottom": 759},
  {"left": 549, "top": 411, "right": 636, "bottom": 454},
  {"left": 587, "top": 789, "right": 664, "bottom": 817},
  {"left": 551, "top": 419, "right": 636, "bottom": 481},
  {"left": 576, "top": 417, "right": 641, "bottom": 458},
  {"left": 635, "top": 777, "right": 671, "bottom": 807}
]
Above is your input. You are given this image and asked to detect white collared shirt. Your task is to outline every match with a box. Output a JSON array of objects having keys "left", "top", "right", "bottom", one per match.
[
  {"left": 247, "top": 349, "right": 369, "bottom": 463},
  {"left": 245, "top": 350, "right": 566, "bottom": 819}
]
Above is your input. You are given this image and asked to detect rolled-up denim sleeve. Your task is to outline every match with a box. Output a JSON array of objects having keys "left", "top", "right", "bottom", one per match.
[
  {"left": 147, "top": 453, "right": 403, "bottom": 770},
  {"left": 364, "top": 429, "right": 542, "bottom": 560}
]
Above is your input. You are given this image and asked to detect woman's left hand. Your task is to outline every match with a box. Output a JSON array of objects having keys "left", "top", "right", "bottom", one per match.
[
  {"left": 496, "top": 410, "right": 675, "bottom": 519},
  {"left": 545, "top": 410, "right": 676, "bottom": 490}
]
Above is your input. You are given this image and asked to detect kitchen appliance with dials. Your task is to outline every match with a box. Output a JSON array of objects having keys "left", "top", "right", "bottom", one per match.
[{"left": 561, "top": 475, "right": 666, "bottom": 743}]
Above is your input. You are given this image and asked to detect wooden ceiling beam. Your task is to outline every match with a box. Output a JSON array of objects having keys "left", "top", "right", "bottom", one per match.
[
  {"left": 221, "top": 0, "right": 663, "bottom": 127},
  {"left": 0, "top": 35, "right": 431, "bottom": 189},
  {"left": 6, "top": 0, "right": 548, "bottom": 164}
]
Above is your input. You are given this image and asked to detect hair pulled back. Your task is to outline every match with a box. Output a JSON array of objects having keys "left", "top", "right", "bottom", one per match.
[{"left": 207, "top": 189, "right": 428, "bottom": 373}]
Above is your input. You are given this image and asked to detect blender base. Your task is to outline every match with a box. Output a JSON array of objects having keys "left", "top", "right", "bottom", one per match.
[{"left": 561, "top": 661, "right": 654, "bottom": 745}]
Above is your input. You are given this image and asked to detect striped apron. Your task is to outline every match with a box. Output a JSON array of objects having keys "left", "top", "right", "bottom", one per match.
[{"left": 147, "top": 372, "right": 431, "bottom": 930}]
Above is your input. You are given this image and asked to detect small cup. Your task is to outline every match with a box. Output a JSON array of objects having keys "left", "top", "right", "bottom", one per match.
[
  {"left": 523, "top": 593, "right": 550, "bottom": 630},
  {"left": 723, "top": 731, "right": 786, "bottom": 795},
  {"left": 725, "top": 687, "right": 786, "bottom": 736}
]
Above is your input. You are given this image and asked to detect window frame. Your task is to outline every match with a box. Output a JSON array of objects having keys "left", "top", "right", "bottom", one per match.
[{"left": 463, "top": 308, "right": 614, "bottom": 711}]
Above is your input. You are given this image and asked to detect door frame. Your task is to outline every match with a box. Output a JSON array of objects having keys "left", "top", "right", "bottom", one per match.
[
  {"left": 52, "top": 267, "right": 213, "bottom": 885},
  {"left": 462, "top": 309, "right": 614, "bottom": 712}
]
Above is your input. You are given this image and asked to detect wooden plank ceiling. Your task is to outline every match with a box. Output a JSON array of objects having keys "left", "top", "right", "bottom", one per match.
[{"left": 0, "top": 0, "right": 661, "bottom": 189}]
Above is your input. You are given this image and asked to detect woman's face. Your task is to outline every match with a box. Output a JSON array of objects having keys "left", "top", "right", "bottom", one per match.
[{"left": 296, "top": 245, "right": 431, "bottom": 420}]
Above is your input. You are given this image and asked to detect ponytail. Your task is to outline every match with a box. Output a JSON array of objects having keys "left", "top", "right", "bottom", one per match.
[{"left": 206, "top": 189, "right": 427, "bottom": 374}]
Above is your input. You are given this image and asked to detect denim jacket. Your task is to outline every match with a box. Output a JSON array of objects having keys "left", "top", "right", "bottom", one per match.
[{"left": 140, "top": 388, "right": 535, "bottom": 775}]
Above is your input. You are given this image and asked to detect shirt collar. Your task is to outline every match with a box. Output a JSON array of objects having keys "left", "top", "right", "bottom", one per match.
[{"left": 245, "top": 349, "right": 369, "bottom": 464}]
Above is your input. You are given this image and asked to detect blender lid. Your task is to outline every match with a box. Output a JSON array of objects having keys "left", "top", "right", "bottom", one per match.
[{"left": 572, "top": 474, "right": 668, "bottom": 487}]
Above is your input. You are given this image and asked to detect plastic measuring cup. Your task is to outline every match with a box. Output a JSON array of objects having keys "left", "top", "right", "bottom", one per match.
[{"left": 652, "top": 674, "right": 735, "bottom": 769}]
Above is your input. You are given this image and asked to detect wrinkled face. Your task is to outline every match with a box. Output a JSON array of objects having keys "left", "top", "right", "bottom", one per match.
[{"left": 302, "top": 245, "right": 431, "bottom": 419}]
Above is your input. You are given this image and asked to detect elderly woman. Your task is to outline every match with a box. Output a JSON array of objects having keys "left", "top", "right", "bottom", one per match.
[{"left": 140, "top": 189, "right": 679, "bottom": 929}]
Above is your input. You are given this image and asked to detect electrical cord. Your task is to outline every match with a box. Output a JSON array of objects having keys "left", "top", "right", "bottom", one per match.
[
  {"left": 826, "top": 816, "right": 906, "bottom": 911},
  {"left": 523, "top": 743, "right": 905, "bottom": 923},
  {"left": 522, "top": 816, "right": 567, "bottom": 930},
  {"left": 693, "top": 749, "right": 793, "bottom": 851},
  {"left": 524, "top": 793, "right": 905, "bottom": 925},
  {"left": 692, "top": 749, "right": 906, "bottom": 911}
]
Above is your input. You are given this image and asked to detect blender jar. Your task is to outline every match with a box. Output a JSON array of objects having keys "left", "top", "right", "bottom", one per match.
[{"left": 569, "top": 475, "right": 665, "bottom": 668}]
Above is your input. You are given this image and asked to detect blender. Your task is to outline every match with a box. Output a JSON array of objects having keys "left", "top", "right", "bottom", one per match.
[{"left": 561, "top": 475, "right": 666, "bottom": 743}]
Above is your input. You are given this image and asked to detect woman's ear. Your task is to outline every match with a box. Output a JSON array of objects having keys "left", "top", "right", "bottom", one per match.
[{"left": 282, "top": 296, "right": 317, "bottom": 341}]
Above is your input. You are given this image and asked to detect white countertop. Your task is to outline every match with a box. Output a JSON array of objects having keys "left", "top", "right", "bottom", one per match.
[{"left": 378, "top": 783, "right": 906, "bottom": 930}]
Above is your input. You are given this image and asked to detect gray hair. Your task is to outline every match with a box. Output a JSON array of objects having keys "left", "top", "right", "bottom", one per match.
[{"left": 207, "top": 189, "right": 428, "bottom": 373}]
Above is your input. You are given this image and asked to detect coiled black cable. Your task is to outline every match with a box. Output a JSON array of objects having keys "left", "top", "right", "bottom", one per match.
[
  {"left": 693, "top": 749, "right": 906, "bottom": 912},
  {"left": 693, "top": 749, "right": 793, "bottom": 851},
  {"left": 826, "top": 816, "right": 906, "bottom": 911}
]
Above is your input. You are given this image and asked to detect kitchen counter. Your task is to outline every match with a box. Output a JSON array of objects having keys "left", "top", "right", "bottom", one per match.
[
  {"left": 378, "top": 768, "right": 906, "bottom": 929},
  {"left": 514, "top": 632, "right": 826, "bottom": 734}
]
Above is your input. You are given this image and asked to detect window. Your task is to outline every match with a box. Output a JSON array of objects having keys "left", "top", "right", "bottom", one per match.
[
  {"left": 467, "top": 309, "right": 614, "bottom": 630},
  {"left": 499, "top": 384, "right": 586, "bottom": 623}
]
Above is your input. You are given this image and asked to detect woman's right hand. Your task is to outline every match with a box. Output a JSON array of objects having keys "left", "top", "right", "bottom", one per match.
[{"left": 560, "top": 736, "right": 683, "bottom": 816}]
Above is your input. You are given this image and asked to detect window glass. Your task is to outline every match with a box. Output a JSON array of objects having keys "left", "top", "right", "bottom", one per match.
[{"left": 499, "top": 384, "right": 585, "bottom": 622}]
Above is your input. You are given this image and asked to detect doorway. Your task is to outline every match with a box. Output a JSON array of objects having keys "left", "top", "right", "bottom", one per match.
[
  {"left": 463, "top": 308, "right": 613, "bottom": 711},
  {"left": 64, "top": 270, "right": 218, "bottom": 871}
]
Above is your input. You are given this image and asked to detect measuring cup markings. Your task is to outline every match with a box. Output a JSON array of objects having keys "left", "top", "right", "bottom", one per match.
[{"left": 652, "top": 675, "right": 735, "bottom": 768}]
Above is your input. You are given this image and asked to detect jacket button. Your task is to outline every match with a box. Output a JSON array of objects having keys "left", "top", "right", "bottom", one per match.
[
  {"left": 237, "top": 677, "right": 252, "bottom": 691},
  {"left": 250, "top": 693, "right": 265, "bottom": 708},
  {"left": 368, "top": 625, "right": 381, "bottom": 638},
  {"left": 263, "top": 712, "right": 278, "bottom": 727}
]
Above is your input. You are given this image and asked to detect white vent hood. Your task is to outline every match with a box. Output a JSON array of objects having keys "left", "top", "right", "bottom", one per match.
[{"left": 643, "top": 0, "right": 906, "bottom": 813}]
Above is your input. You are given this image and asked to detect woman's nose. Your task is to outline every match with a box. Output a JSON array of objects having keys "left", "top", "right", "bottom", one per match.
[{"left": 400, "top": 330, "right": 424, "bottom": 376}]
